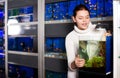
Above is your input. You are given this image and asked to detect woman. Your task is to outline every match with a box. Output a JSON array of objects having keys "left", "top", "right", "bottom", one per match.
[{"left": 65, "top": 4, "right": 108, "bottom": 78}]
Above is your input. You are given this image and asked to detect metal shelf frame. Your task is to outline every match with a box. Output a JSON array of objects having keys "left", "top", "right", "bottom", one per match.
[
  {"left": 4, "top": 0, "right": 8, "bottom": 78},
  {"left": 4, "top": 0, "right": 45, "bottom": 78}
]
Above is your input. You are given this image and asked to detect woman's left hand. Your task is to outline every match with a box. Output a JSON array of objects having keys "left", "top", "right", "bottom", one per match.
[{"left": 102, "top": 32, "right": 112, "bottom": 41}]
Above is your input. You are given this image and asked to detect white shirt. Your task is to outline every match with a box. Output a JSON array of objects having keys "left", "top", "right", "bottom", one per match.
[{"left": 65, "top": 22, "right": 106, "bottom": 78}]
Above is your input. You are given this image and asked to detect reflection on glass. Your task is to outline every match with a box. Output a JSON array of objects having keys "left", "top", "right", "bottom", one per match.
[
  {"left": 8, "top": 19, "right": 21, "bottom": 35},
  {"left": 8, "top": 6, "right": 34, "bottom": 23}
]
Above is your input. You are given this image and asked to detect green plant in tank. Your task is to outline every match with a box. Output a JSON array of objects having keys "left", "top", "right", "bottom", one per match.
[{"left": 85, "top": 56, "right": 105, "bottom": 67}]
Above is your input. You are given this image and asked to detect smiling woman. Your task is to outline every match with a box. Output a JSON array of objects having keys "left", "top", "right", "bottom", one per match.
[
  {"left": 65, "top": 4, "right": 107, "bottom": 78},
  {"left": 72, "top": 4, "right": 90, "bottom": 30}
]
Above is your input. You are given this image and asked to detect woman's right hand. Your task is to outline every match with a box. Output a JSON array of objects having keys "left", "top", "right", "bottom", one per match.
[{"left": 75, "top": 55, "right": 85, "bottom": 68}]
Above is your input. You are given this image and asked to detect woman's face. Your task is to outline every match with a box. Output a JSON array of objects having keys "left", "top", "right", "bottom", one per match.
[{"left": 72, "top": 10, "right": 90, "bottom": 30}]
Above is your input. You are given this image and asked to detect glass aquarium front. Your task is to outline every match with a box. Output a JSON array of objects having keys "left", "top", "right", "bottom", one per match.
[
  {"left": 8, "top": 24, "right": 38, "bottom": 53},
  {"left": 8, "top": 0, "right": 38, "bottom": 23}
]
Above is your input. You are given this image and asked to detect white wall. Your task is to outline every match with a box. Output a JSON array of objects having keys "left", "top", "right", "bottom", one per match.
[{"left": 113, "top": 0, "right": 120, "bottom": 78}]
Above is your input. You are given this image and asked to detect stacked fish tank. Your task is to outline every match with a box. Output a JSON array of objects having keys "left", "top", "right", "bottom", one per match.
[
  {"left": 45, "top": 0, "right": 113, "bottom": 21},
  {"left": 0, "top": 2, "right": 5, "bottom": 78},
  {"left": 8, "top": 64, "right": 38, "bottom": 78},
  {"left": 0, "top": 30, "right": 4, "bottom": 69},
  {"left": 8, "top": 4, "right": 38, "bottom": 78},
  {"left": 45, "top": 37, "right": 66, "bottom": 59},
  {"left": 8, "top": 37, "right": 36, "bottom": 52},
  {"left": 45, "top": 0, "right": 113, "bottom": 78},
  {"left": 45, "top": 37, "right": 67, "bottom": 78},
  {"left": 8, "top": 6, "right": 33, "bottom": 22},
  {"left": 8, "top": 6, "right": 37, "bottom": 53},
  {"left": 46, "top": 70, "right": 67, "bottom": 78}
]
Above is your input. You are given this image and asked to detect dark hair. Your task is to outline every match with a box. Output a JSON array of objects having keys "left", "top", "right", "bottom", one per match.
[{"left": 73, "top": 4, "right": 90, "bottom": 17}]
